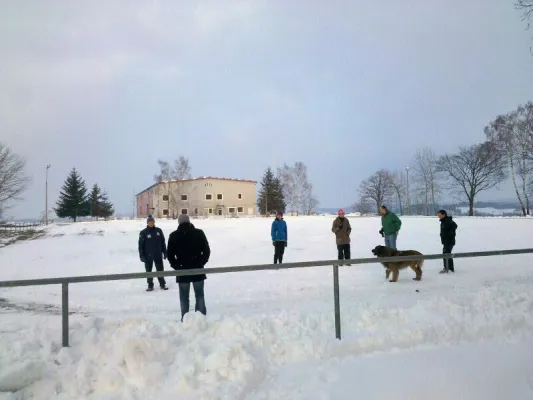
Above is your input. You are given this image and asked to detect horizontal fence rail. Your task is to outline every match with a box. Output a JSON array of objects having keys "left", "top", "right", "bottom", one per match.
[
  {"left": 0, "top": 222, "right": 45, "bottom": 232},
  {"left": 1, "top": 248, "right": 532, "bottom": 346}
]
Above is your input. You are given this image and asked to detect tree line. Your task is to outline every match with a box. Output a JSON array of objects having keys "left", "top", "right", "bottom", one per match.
[
  {"left": 257, "top": 161, "right": 319, "bottom": 216},
  {"left": 55, "top": 168, "right": 114, "bottom": 222},
  {"left": 356, "top": 101, "right": 533, "bottom": 216}
]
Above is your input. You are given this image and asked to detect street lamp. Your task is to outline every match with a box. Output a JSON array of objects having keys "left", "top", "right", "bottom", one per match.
[
  {"left": 45, "top": 164, "right": 51, "bottom": 225},
  {"left": 406, "top": 166, "right": 410, "bottom": 216}
]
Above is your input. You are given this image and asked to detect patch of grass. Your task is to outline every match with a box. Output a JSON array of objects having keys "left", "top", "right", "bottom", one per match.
[{"left": 0, "top": 229, "right": 46, "bottom": 248}]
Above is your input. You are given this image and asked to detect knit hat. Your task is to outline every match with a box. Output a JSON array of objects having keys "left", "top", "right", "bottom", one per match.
[
  {"left": 147, "top": 215, "right": 155, "bottom": 223},
  {"left": 276, "top": 211, "right": 283, "bottom": 216},
  {"left": 178, "top": 214, "right": 190, "bottom": 225}
]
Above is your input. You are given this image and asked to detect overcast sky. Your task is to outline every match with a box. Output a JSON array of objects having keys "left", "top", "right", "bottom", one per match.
[{"left": 1, "top": 0, "right": 532, "bottom": 218}]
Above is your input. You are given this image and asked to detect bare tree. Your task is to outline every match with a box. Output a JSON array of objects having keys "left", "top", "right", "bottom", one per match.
[
  {"left": 485, "top": 107, "right": 532, "bottom": 215},
  {"left": 0, "top": 142, "right": 30, "bottom": 212},
  {"left": 277, "top": 162, "right": 316, "bottom": 215},
  {"left": 301, "top": 182, "right": 319, "bottom": 215},
  {"left": 352, "top": 199, "right": 375, "bottom": 215},
  {"left": 437, "top": 142, "right": 507, "bottom": 216},
  {"left": 390, "top": 171, "right": 406, "bottom": 215},
  {"left": 516, "top": 1, "right": 533, "bottom": 29},
  {"left": 154, "top": 156, "right": 192, "bottom": 217},
  {"left": 358, "top": 169, "right": 394, "bottom": 214},
  {"left": 516, "top": 0, "right": 533, "bottom": 53},
  {"left": 412, "top": 148, "right": 440, "bottom": 215},
  {"left": 517, "top": 101, "right": 533, "bottom": 162}
]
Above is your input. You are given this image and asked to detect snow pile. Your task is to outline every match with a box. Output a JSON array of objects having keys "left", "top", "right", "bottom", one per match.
[{"left": 1, "top": 216, "right": 533, "bottom": 398}]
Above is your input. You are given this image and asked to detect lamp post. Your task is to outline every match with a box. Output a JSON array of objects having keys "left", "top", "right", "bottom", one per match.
[
  {"left": 45, "top": 164, "right": 51, "bottom": 225},
  {"left": 406, "top": 166, "right": 410, "bottom": 216}
]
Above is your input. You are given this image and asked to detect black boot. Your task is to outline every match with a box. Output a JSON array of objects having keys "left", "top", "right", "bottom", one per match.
[{"left": 146, "top": 286, "right": 154, "bottom": 292}]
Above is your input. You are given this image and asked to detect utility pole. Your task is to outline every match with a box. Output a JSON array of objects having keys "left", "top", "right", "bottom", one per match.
[
  {"left": 406, "top": 166, "right": 411, "bottom": 216},
  {"left": 45, "top": 164, "right": 51, "bottom": 225}
]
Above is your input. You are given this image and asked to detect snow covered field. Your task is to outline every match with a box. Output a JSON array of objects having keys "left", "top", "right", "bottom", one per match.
[{"left": 0, "top": 216, "right": 532, "bottom": 399}]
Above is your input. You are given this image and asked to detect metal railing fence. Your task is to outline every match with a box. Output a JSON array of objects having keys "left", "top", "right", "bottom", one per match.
[{"left": 1, "top": 248, "right": 532, "bottom": 347}]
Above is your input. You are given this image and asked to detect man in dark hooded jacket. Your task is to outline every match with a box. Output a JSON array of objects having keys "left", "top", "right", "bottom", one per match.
[
  {"left": 167, "top": 214, "right": 211, "bottom": 320},
  {"left": 437, "top": 210, "right": 458, "bottom": 273},
  {"left": 138, "top": 215, "right": 168, "bottom": 291}
]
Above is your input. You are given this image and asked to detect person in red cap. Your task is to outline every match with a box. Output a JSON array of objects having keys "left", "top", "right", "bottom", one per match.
[{"left": 331, "top": 209, "right": 352, "bottom": 264}]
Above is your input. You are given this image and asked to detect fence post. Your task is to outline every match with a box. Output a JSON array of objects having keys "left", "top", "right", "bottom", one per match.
[
  {"left": 333, "top": 263, "right": 341, "bottom": 340},
  {"left": 62, "top": 282, "right": 69, "bottom": 347}
]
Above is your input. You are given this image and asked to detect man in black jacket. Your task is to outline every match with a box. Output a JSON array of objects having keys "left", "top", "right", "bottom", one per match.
[
  {"left": 138, "top": 215, "right": 168, "bottom": 291},
  {"left": 437, "top": 210, "right": 458, "bottom": 273},
  {"left": 167, "top": 214, "right": 211, "bottom": 320}
]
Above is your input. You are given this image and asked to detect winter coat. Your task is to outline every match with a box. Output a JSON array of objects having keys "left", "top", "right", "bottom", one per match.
[
  {"left": 167, "top": 222, "right": 211, "bottom": 283},
  {"left": 440, "top": 216, "right": 458, "bottom": 245},
  {"left": 332, "top": 216, "right": 351, "bottom": 245},
  {"left": 271, "top": 218, "right": 288, "bottom": 242},
  {"left": 381, "top": 211, "right": 402, "bottom": 235},
  {"left": 138, "top": 226, "right": 167, "bottom": 262}
]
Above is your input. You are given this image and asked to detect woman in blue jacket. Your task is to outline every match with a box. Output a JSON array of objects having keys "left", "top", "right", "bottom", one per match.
[{"left": 271, "top": 211, "right": 288, "bottom": 264}]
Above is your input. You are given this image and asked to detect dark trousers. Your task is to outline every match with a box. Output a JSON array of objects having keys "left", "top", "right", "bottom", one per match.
[
  {"left": 337, "top": 244, "right": 351, "bottom": 260},
  {"left": 179, "top": 280, "right": 206, "bottom": 320},
  {"left": 443, "top": 244, "right": 455, "bottom": 272},
  {"left": 144, "top": 260, "right": 166, "bottom": 288},
  {"left": 274, "top": 241, "right": 286, "bottom": 264}
]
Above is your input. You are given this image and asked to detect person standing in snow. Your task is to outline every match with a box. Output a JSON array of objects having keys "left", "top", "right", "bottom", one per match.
[
  {"left": 271, "top": 211, "right": 288, "bottom": 264},
  {"left": 332, "top": 209, "right": 351, "bottom": 264},
  {"left": 138, "top": 215, "right": 168, "bottom": 291},
  {"left": 438, "top": 209, "right": 458, "bottom": 273},
  {"left": 167, "top": 214, "right": 211, "bottom": 321},
  {"left": 379, "top": 205, "right": 402, "bottom": 250}
]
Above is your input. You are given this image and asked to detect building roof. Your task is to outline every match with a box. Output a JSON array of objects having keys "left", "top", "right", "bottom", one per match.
[{"left": 136, "top": 176, "right": 257, "bottom": 196}]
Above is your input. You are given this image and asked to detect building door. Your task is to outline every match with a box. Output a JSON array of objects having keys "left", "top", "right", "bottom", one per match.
[{"left": 218, "top": 209, "right": 222, "bottom": 216}]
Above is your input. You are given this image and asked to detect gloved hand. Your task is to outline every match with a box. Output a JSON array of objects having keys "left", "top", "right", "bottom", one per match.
[
  {"left": 379, "top": 228, "right": 384, "bottom": 237},
  {"left": 339, "top": 224, "right": 343, "bottom": 230},
  {"left": 163, "top": 254, "right": 167, "bottom": 260},
  {"left": 273, "top": 241, "right": 276, "bottom": 246},
  {"left": 140, "top": 256, "right": 145, "bottom": 263},
  {"left": 284, "top": 241, "right": 287, "bottom": 247}
]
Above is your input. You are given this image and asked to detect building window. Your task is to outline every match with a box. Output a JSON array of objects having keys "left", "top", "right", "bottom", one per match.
[
  {"left": 162, "top": 209, "right": 169, "bottom": 216},
  {"left": 194, "top": 208, "right": 198, "bottom": 215},
  {"left": 205, "top": 194, "right": 212, "bottom": 200},
  {"left": 181, "top": 209, "right": 188, "bottom": 215},
  {"left": 181, "top": 194, "right": 188, "bottom": 201},
  {"left": 228, "top": 207, "right": 236, "bottom": 213},
  {"left": 237, "top": 207, "right": 244, "bottom": 213},
  {"left": 217, "top": 193, "right": 223, "bottom": 200},
  {"left": 238, "top": 193, "right": 243, "bottom": 200},
  {"left": 162, "top": 195, "right": 169, "bottom": 201},
  {"left": 209, "top": 208, "right": 213, "bottom": 214}
]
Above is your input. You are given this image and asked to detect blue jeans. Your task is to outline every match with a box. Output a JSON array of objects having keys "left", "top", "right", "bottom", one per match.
[
  {"left": 179, "top": 280, "right": 206, "bottom": 320},
  {"left": 384, "top": 233, "right": 398, "bottom": 250}
]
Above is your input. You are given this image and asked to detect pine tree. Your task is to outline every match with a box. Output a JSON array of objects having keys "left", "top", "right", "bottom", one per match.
[
  {"left": 54, "top": 168, "right": 89, "bottom": 222},
  {"left": 89, "top": 183, "right": 115, "bottom": 220},
  {"left": 89, "top": 184, "right": 102, "bottom": 218},
  {"left": 98, "top": 190, "right": 115, "bottom": 220},
  {"left": 257, "top": 167, "right": 286, "bottom": 215}
]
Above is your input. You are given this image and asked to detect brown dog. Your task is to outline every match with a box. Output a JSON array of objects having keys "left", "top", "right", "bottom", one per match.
[{"left": 371, "top": 245, "right": 424, "bottom": 282}]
